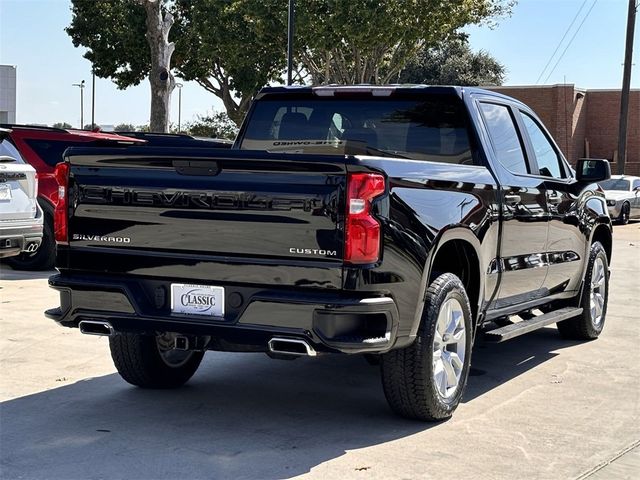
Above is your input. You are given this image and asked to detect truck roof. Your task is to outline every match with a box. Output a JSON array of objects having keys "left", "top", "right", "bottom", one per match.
[{"left": 256, "top": 84, "right": 524, "bottom": 107}]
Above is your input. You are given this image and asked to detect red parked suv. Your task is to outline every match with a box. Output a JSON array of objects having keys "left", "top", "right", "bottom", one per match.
[{"left": 2, "top": 125, "right": 144, "bottom": 270}]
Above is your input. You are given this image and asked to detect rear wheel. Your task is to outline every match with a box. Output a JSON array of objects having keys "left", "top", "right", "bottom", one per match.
[
  {"left": 109, "top": 332, "right": 204, "bottom": 388},
  {"left": 381, "top": 273, "right": 473, "bottom": 421},
  {"left": 618, "top": 203, "right": 630, "bottom": 225},
  {"left": 557, "top": 241, "right": 609, "bottom": 340},
  {"left": 5, "top": 210, "right": 55, "bottom": 271}
]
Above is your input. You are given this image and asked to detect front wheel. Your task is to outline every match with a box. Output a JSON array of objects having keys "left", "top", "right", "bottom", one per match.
[
  {"left": 618, "top": 203, "right": 630, "bottom": 225},
  {"left": 109, "top": 332, "right": 204, "bottom": 388},
  {"left": 557, "top": 241, "right": 609, "bottom": 340},
  {"left": 381, "top": 273, "right": 473, "bottom": 421}
]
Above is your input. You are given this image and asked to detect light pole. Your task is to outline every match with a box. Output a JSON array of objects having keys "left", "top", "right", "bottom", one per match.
[
  {"left": 176, "top": 83, "right": 183, "bottom": 132},
  {"left": 72, "top": 80, "right": 85, "bottom": 129}
]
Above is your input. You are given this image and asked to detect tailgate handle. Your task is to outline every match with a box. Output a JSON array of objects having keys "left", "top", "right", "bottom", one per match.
[{"left": 173, "top": 160, "right": 220, "bottom": 176}]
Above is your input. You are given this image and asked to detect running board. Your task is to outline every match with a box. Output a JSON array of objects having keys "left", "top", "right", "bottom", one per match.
[{"left": 484, "top": 307, "right": 583, "bottom": 342}]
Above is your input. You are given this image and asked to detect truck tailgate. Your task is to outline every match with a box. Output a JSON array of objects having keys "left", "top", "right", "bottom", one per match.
[{"left": 61, "top": 148, "right": 347, "bottom": 289}]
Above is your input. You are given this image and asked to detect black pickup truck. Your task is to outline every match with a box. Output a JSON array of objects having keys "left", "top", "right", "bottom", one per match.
[{"left": 46, "top": 85, "right": 612, "bottom": 421}]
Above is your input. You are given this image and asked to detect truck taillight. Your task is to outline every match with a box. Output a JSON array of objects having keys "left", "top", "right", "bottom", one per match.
[
  {"left": 345, "top": 172, "right": 385, "bottom": 264},
  {"left": 54, "top": 162, "right": 70, "bottom": 244}
]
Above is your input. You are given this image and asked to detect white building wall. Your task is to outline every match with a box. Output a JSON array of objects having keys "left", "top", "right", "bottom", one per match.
[{"left": 0, "top": 65, "right": 17, "bottom": 124}]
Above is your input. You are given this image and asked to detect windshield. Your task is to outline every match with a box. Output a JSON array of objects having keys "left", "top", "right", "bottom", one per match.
[
  {"left": 240, "top": 95, "right": 475, "bottom": 165},
  {"left": 599, "top": 179, "right": 630, "bottom": 191}
]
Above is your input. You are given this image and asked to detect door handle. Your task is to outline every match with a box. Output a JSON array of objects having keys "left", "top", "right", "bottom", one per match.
[{"left": 504, "top": 194, "right": 521, "bottom": 206}]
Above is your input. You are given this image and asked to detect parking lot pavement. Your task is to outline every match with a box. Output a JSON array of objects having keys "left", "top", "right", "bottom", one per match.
[{"left": 1, "top": 223, "right": 638, "bottom": 480}]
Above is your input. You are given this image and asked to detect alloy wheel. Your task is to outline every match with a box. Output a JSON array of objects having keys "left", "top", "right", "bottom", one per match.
[
  {"left": 432, "top": 298, "right": 467, "bottom": 399},
  {"left": 590, "top": 257, "right": 606, "bottom": 328}
]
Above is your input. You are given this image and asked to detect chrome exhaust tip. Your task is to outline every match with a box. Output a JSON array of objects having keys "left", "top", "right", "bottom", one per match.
[
  {"left": 268, "top": 337, "right": 317, "bottom": 357},
  {"left": 24, "top": 242, "right": 39, "bottom": 253},
  {"left": 79, "top": 320, "right": 115, "bottom": 336}
]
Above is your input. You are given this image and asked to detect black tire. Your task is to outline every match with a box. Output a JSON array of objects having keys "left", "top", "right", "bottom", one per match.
[
  {"left": 5, "top": 209, "right": 56, "bottom": 271},
  {"left": 381, "top": 273, "right": 473, "bottom": 421},
  {"left": 109, "top": 333, "right": 204, "bottom": 388},
  {"left": 557, "top": 241, "right": 609, "bottom": 340},
  {"left": 618, "top": 203, "right": 630, "bottom": 225}
]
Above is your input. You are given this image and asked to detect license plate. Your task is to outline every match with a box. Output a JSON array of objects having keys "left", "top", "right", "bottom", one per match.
[
  {"left": 170, "top": 283, "right": 225, "bottom": 317},
  {"left": 0, "top": 184, "right": 11, "bottom": 201}
]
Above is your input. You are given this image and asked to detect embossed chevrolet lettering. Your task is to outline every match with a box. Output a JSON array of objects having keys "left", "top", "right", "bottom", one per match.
[{"left": 79, "top": 186, "right": 319, "bottom": 211}]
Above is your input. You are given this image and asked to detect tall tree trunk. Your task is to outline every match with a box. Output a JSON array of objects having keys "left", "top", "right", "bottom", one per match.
[{"left": 139, "top": 0, "right": 175, "bottom": 133}]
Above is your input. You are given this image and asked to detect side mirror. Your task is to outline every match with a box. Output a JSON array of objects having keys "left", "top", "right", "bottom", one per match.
[{"left": 576, "top": 158, "right": 611, "bottom": 183}]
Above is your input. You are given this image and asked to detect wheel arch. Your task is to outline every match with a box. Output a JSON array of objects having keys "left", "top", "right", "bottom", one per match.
[
  {"left": 591, "top": 223, "right": 612, "bottom": 263},
  {"left": 409, "top": 228, "right": 485, "bottom": 339}
]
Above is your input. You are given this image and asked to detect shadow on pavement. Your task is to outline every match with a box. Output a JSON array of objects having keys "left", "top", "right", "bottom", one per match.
[
  {"left": 0, "top": 264, "right": 55, "bottom": 281},
  {"left": 0, "top": 327, "right": 578, "bottom": 480}
]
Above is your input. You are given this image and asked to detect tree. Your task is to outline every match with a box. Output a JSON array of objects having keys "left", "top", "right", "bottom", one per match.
[
  {"left": 295, "top": 0, "right": 513, "bottom": 85},
  {"left": 399, "top": 35, "right": 505, "bottom": 86},
  {"left": 184, "top": 111, "right": 239, "bottom": 140},
  {"left": 173, "top": 0, "right": 287, "bottom": 125},
  {"left": 66, "top": 0, "right": 512, "bottom": 128},
  {"left": 67, "top": 0, "right": 176, "bottom": 132},
  {"left": 52, "top": 122, "right": 72, "bottom": 129},
  {"left": 114, "top": 123, "right": 137, "bottom": 132},
  {"left": 66, "top": 0, "right": 285, "bottom": 128}
]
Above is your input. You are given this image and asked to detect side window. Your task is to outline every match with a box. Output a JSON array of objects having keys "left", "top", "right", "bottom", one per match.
[
  {"left": 479, "top": 102, "right": 528, "bottom": 175},
  {"left": 520, "top": 112, "right": 565, "bottom": 178},
  {"left": 633, "top": 179, "right": 640, "bottom": 191}
]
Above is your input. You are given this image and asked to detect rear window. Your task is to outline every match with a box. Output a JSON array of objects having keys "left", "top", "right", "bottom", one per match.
[
  {"left": 25, "top": 139, "right": 89, "bottom": 167},
  {"left": 0, "top": 139, "right": 25, "bottom": 164},
  {"left": 240, "top": 95, "right": 475, "bottom": 165}
]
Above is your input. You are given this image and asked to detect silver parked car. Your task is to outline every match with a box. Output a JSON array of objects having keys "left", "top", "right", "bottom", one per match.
[
  {"left": 0, "top": 128, "right": 43, "bottom": 259},
  {"left": 599, "top": 175, "right": 640, "bottom": 224}
]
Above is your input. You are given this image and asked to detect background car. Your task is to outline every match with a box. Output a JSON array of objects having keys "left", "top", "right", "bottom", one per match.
[
  {"left": 0, "top": 124, "right": 145, "bottom": 270},
  {"left": 599, "top": 175, "right": 640, "bottom": 224},
  {"left": 0, "top": 128, "right": 43, "bottom": 260}
]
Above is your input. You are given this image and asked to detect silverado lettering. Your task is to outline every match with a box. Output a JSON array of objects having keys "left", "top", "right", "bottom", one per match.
[
  {"left": 48, "top": 85, "right": 613, "bottom": 422},
  {"left": 72, "top": 234, "right": 131, "bottom": 243}
]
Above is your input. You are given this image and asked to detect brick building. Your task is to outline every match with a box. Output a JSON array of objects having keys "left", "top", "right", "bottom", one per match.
[{"left": 486, "top": 85, "right": 640, "bottom": 176}]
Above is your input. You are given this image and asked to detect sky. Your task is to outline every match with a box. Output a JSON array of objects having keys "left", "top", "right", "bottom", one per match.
[{"left": 0, "top": 0, "right": 638, "bottom": 128}]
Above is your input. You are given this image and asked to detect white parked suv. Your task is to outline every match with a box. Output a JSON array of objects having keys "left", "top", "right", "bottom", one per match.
[{"left": 0, "top": 128, "right": 43, "bottom": 259}]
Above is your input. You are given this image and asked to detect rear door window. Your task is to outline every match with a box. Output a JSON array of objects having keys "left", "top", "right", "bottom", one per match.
[{"left": 479, "top": 102, "right": 528, "bottom": 175}]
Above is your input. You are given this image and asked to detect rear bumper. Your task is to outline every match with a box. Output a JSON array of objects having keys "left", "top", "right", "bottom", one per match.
[
  {"left": 0, "top": 214, "right": 43, "bottom": 258},
  {"left": 46, "top": 273, "right": 404, "bottom": 354}
]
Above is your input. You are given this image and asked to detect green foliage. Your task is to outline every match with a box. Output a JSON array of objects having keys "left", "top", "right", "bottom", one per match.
[
  {"left": 173, "top": 0, "right": 287, "bottom": 124},
  {"left": 296, "top": 0, "right": 513, "bottom": 84},
  {"left": 399, "top": 35, "right": 506, "bottom": 86},
  {"left": 67, "top": 0, "right": 512, "bottom": 126},
  {"left": 114, "top": 123, "right": 137, "bottom": 132},
  {"left": 184, "top": 111, "right": 239, "bottom": 140},
  {"left": 136, "top": 124, "right": 151, "bottom": 132},
  {"left": 67, "top": 1, "right": 149, "bottom": 89},
  {"left": 52, "top": 122, "right": 72, "bottom": 129}
]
